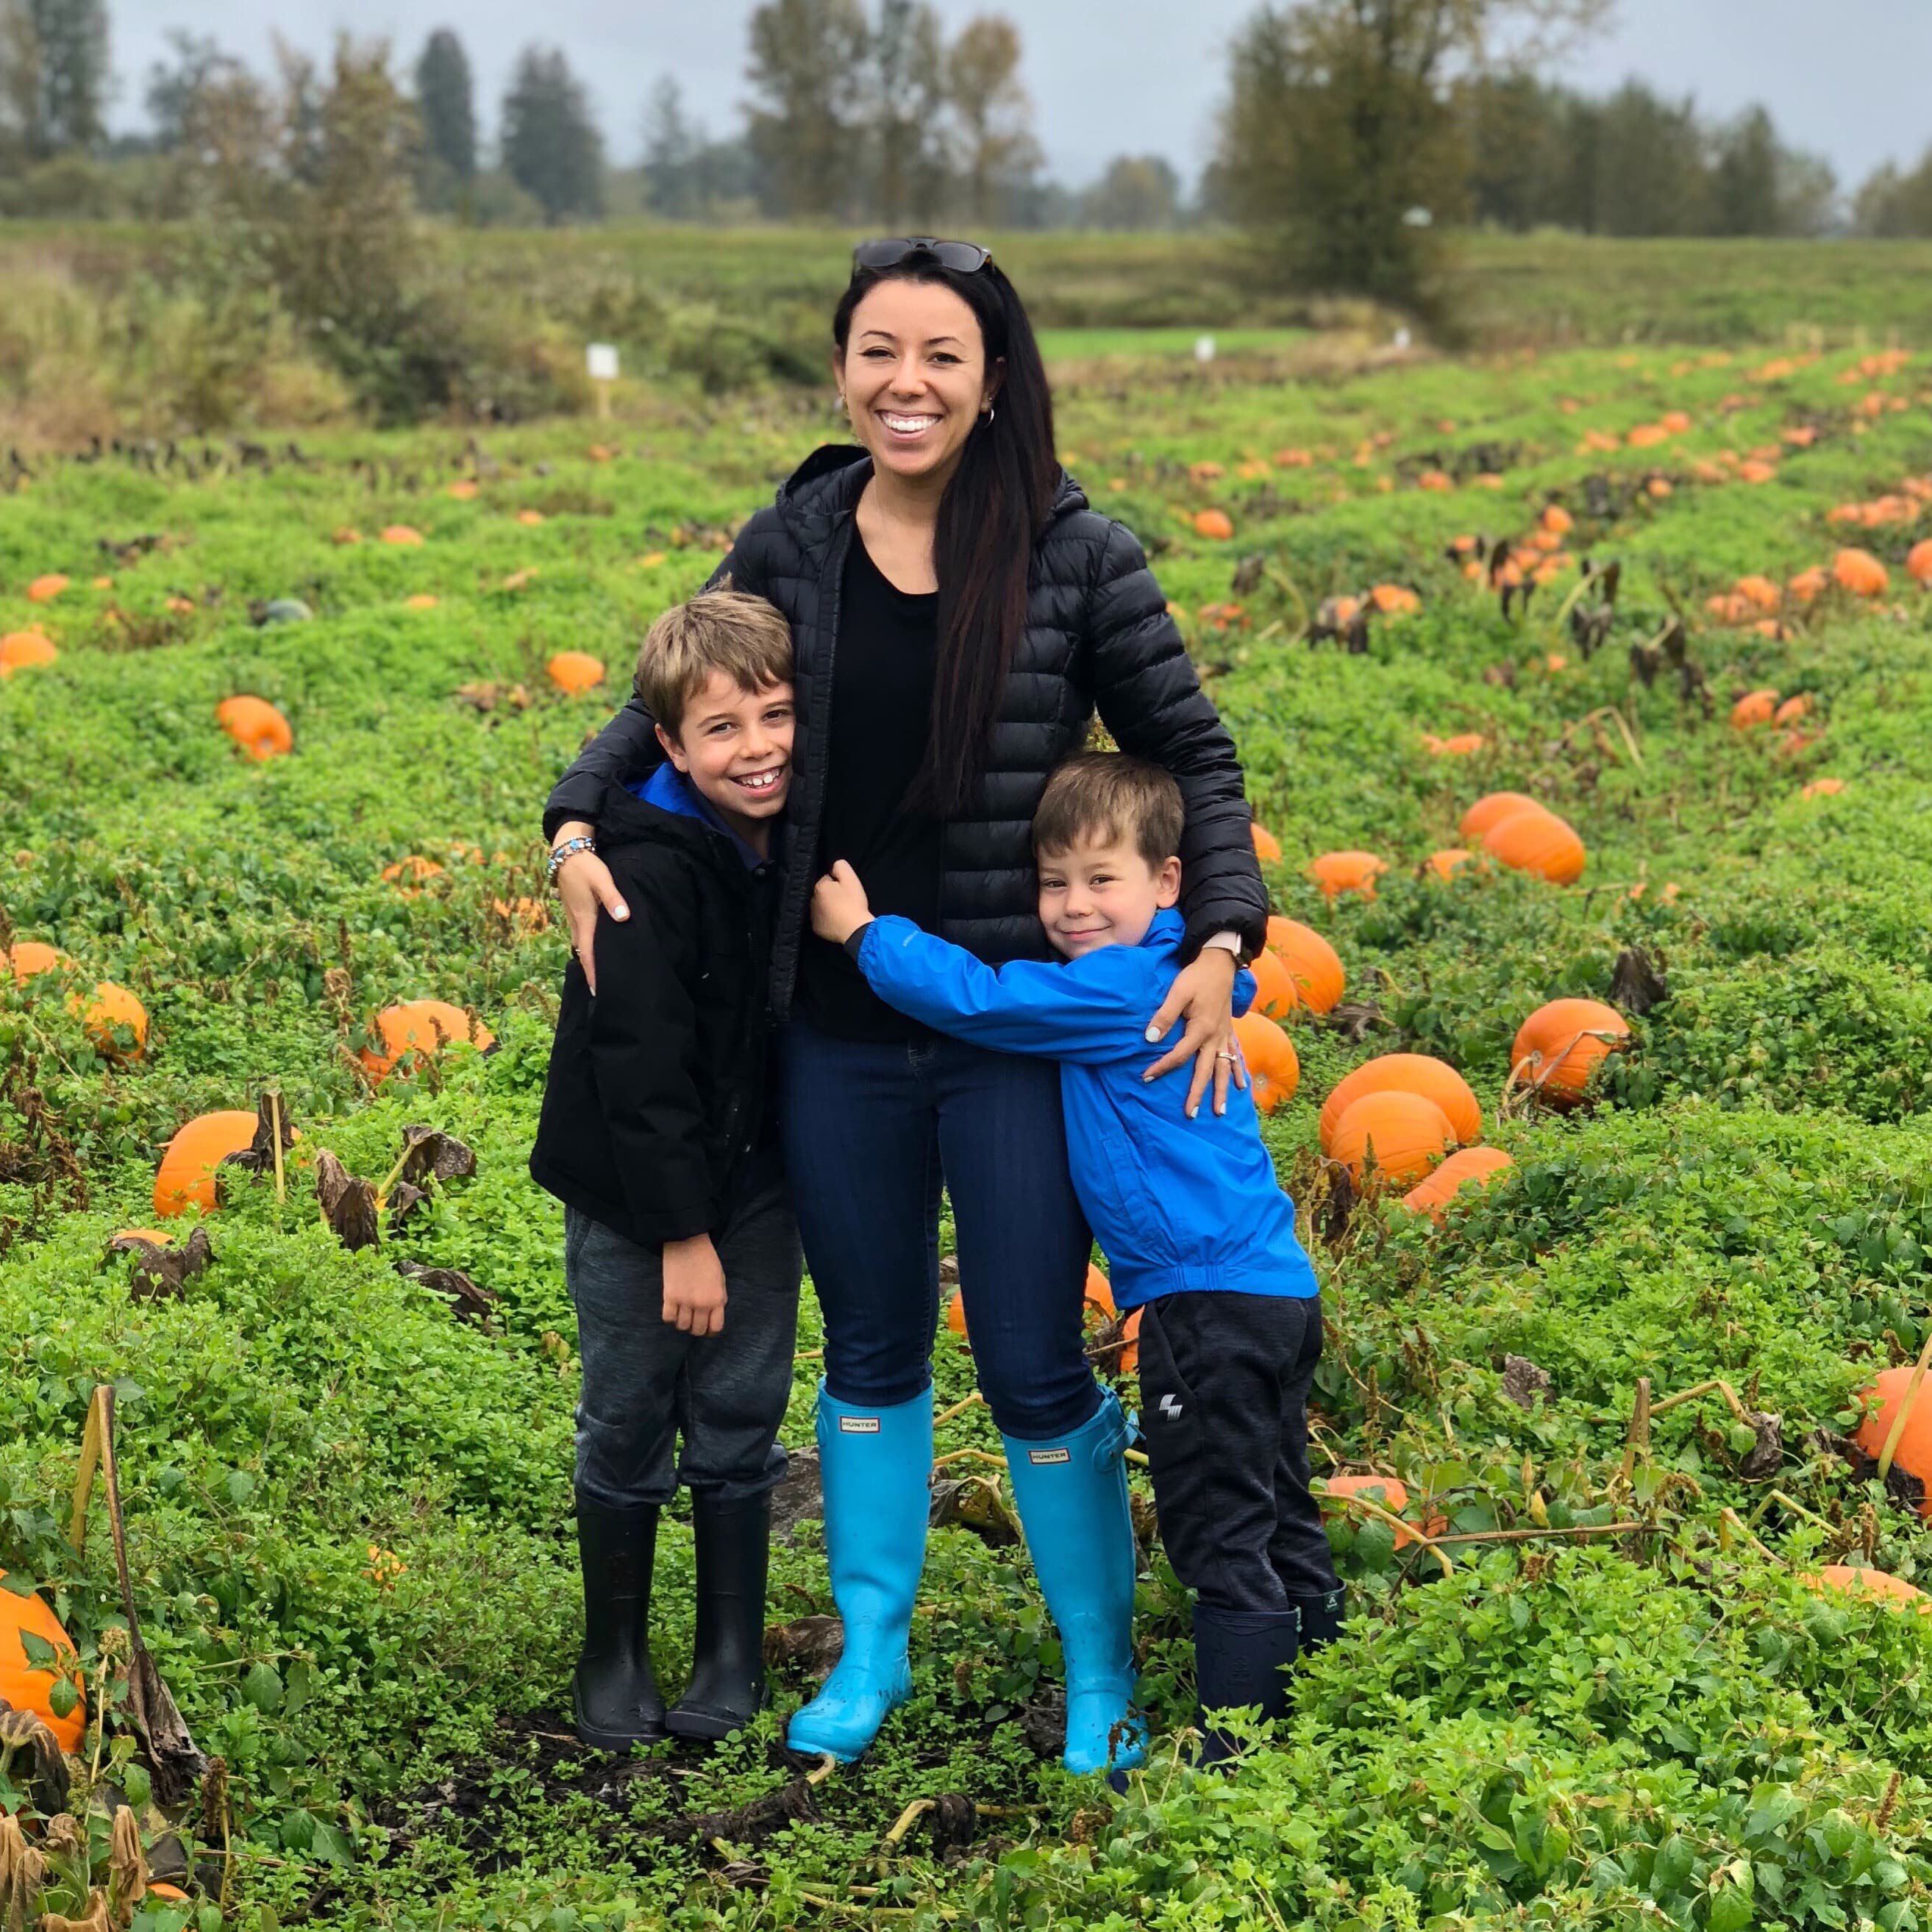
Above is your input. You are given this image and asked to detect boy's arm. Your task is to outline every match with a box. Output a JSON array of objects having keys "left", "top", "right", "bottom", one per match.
[
  {"left": 851, "top": 916, "right": 1151, "bottom": 1065},
  {"left": 584, "top": 874, "right": 718, "bottom": 1242}
]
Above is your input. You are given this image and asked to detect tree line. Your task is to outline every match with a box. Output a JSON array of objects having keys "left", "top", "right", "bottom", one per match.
[{"left": 1, "top": 0, "right": 1930, "bottom": 260}]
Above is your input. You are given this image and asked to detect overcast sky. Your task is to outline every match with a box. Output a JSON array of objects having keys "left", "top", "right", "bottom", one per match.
[{"left": 105, "top": 0, "right": 1932, "bottom": 194}]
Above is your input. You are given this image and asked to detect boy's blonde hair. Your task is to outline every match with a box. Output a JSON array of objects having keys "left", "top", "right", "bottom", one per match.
[
  {"left": 633, "top": 585, "right": 794, "bottom": 738},
  {"left": 1033, "top": 753, "right": 1185, "bottom": 869}
]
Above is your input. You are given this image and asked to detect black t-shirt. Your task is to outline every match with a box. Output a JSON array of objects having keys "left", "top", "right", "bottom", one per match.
[{"left": 794, "top": 532, "right": 945, "bottom": 1041}]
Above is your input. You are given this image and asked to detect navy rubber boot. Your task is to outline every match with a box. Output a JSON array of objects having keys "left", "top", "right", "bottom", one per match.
[
  {"left": 785, "top": 1382, "right": 933, "bottom": 1762},
  {"left": 1003, "top": 1389, "right": 1147, "bottom": 1777},
  {"left": 1192, "top": 1604, "right": 1300, "bottom": 1766},
  {"left": 667, "top": 1492, "right": 770, "bottom": 1742},
  {"left": 571, "top": 1496, "right": 669, "bottom": 1750},
  {"left": 1291, "top": 1585, "right": 1348, "bottom": 1653}
]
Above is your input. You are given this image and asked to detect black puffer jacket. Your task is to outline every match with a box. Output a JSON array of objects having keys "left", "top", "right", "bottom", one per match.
[{"left": 544, "top": 444, "right": 1268, "bottom": 1018}]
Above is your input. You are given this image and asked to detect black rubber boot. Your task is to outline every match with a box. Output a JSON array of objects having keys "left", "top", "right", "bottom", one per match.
[
  {"left": 1192, "top": 1605, "right": 1301, "bottom": 1767},
  {"left": 1289, "top": 1585, "right": 1348, "bottom": 1653},
  {"left": 571, "top": 1495, "right": 669, "bottom": 1750},
  {"left": 667, "top": 1492, "right": 770, "bottom": 1742}
]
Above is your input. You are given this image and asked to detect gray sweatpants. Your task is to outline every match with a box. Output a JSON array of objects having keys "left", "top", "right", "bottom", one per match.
[{"left": 565, "top": 1177, "right": 803, "bottom": 1509}]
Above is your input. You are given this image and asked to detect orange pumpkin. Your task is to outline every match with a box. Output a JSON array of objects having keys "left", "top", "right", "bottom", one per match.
[
  {"left": 1192, "top": 509, "right": 1234, "bottom": 541},
  {"left": 359, "top": 999, "right": 496, "bottom": 1082},
  {"left": 154, "top": 1109, "right": 260, "bottom": 1216},
  {"left": 1264, "top": 919, "right": 1344, "bottom": 1013},
  {"left": 1511, "top": 998, "right": 1630, "bottom": 1107},
  {"left": 0, "top": 1569, "right": 85, "bottom": 1753},
  {"left": 1233, "top": 1012, "right": 1300, "bottom": 1113},
  {"left": 951, "top": 1263, "right": 1122, "bottom": 1347},
  {"left": 382, "top": 855, "right": 446, "bottom": 894},
  {"left": 1247, "top": 949, "right": 1300, "bottom": 1019},
  {"left": 1730, "top": 688, "right": 1779, "bottom": 730},
  {"left": 1802, "top": 777, "right": 1846, "bottom": 798},
  {"left": 0, "top": 628, "right": 57, "bottom": 674},
  {"left": 1804, "top": 1564, "right": 1928, "bottom": 1608},
  {"left": 404, "top": 593, "right": 439, "bottom": 610},
  {"left": 1833, "top": 548, "right": 1890, "bottom": 596},
  {"left": 1426, "top": 848, "right": 1474, "bottom": 880},
  {"left": 1400, "top": 1146, "right": 1514, "bottom": 1219},
  {"left": 1481, "top": 809, "right": 1586, "bottom": 885},
  {"left": 1329, "top": 1091, "right": 1454, "bottom": 1185},
  {"left": 1853, "top": 1366, "right": 1932, "bottom": 1519},
  {"left": 1458, "top": 792, "right": 1544, "bottom": 842},
  {"left": 1369, "top": 583, "right": 1420, "bottom": 615},
  {"left": 516, "top": 507, "right": 546, "bottom": 527},
  {"left": 1315, "top": 1473, "right": 1442, "bottom": 1549},
  {"left": 1908, "top": 539, "right": 1932, "bottom": 587},
  {"left": 1788, "top": 566, "right": 1829, "bottom": 602},
  {"left": 1734, "top": 574, "right": 1781, "bottom": 611},
  {"left": 379, "top": 524, "right": 425, "bottom": 546},
  {"left": 1250, "top": 822, "right": 1283, "bottom": 863},
  {"left": 1540, "top": 505, "right": 1573, "bottom": 535},
  {"left": 448, "top": 479, "right": 480, "bottom": 500},
  {"left": 546, "top": 652, "right": 606, "bottom": 694},
  {"left": 1309, "top": 851, "right": 1388, "bottom": 901},
  {"left": 1773, "top": 694, "right": 1813, "bottom": 726},
  {"left": 1319, "top": 1054, "right": 1480, "bottom": 1154},
  {"left": 26, "top": 573, "right": 69, "bottom": 602},
  {"left": 7, "top": 940, "right": 71, "bottom": 983},
  {"left": 69, "top": 982, "right": 147, "bottom": 1060},
  {"left": 216, "top": 695, "right": 293, "bottom": 760}
]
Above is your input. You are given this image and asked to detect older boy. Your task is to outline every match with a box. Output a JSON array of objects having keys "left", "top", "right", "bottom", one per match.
[
  {"left": 532, "top": 590, "right": 803, "bottom": 1750},
  {"left": 811, "top": 752, "right": 1344, "bottom": 1764}
]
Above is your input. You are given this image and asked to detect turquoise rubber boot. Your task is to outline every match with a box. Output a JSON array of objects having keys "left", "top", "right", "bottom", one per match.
[
  {"left": 1003, "top": 1389, "right": 1147, "bottom": 1776},
  {"left": 785, "top": 1382, "right": 933, "bottom": 1762}
]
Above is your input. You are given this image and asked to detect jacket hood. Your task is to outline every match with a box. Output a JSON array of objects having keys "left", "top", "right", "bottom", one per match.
[{"left": 774, "top": 442, "right": 1089, "bottom": 560}]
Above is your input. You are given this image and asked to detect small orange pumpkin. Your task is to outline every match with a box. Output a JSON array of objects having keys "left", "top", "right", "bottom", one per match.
[
  {"left": 0, "top": 628, "right": 57, "bottom": 674},
  {"left": 154, "top": 1109, "right": 260, "bottom": 1216},
  {"left": 1510, "top": 999, "right": 1630, "bottom": 1107},
  {"left": 1319, "top": 1055, "right": 1481, "bottom": 1154},
  {"left": 359, "top": 999, "right": 496, "bottom": 1082},
  {"left": 1481, "top": 808, "right": 1586, "bottom": 885},
  {"left": 1802, "top": 777, "right": 1846, "bottom": 798},
  {"left": 1308, "top": 851, "right": 1388, "bottom": 901},
  {"left": 1246, "top": 949, "right": 1300, "bottom": 1020},
  {"left": 1773, "top": 694, "right": 1813, "bottom": 726},
  {"left": 1907, "top": 539, "right": 1932, "bottom": 587},
  {"left": 1426, "top": 848, "right": 1474, "bottom": 880},
  {"left": 1192, "top": 508, "right": 1234, "bottom": 541},
  {"left": 1250, "top": 822, "right": 1283, "bottom": 863},
  {"left": 379, "top": 524, "right": 425, "bottom": 546},
  {"left": 1329, "top": 1091, "right": 1454, "bottom": 1185},
  {"left": 69, "top": 981, "right": 147, "bottom": 1060},
  {"left": 1833, "top": 547, "right": 1890, "bottom": 596},
  {"left": 1233, "top": 1011, "right": 1300, "bottom": 1113},
  {"left": 1264, "top": 918, "right": 1344, "bottom": 1013},
  {"left": 546, "top": 652, "right": 606, "bottom": 694},
  {"left": 26, "top": 573, "right": 69, "bottom": 602},
  {"left": 1730, "top": 688, "right": 1779, "bottom": 730},
  {"left": 216, "top": 695, "right": 293, "bottom": 760},
  {"left": 7, "top": 940, "right": 71, "bottom": 983},
  {"left": 0, "top": 1569, "right": 85, "bottom": 1752},
  {"left": 1400, "top": 1145, "right": 1514, "bottom": 1220}
]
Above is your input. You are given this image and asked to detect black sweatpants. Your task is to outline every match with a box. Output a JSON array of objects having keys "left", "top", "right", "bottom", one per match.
[{"left": 1134, "top": 1290, "right": 1340, "bottom": 1614}]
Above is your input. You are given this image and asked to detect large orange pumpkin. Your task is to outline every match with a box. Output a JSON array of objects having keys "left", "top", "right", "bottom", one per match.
[
  {"left": 1309, "top": 851, "right": 1387, "bottom": 901},
  {"left": 0, "top": 628, "right": 57, "bottom": 673},
  {"left": 1804, "top": 1564, "right": 1928, "bottom": 1608},
  {"left": 1233, "top": 1012, "right": 1300, "bottom": 1113},
  {"left": 1318, "top": 1055, "right": 1480, "bottom": 1153},
  {"left": 1246, "top": 949, "right": 1300, "bottom": 1019},
  {"left": 0, "top": 1569, "right": 85, "bottom": 1753},
  {"left": 1730, "top": 688, "right": 1779, "bottom": 730},
  {"left": 154, "top": 1110, "right": 260, "bottom": 1216},
  {"left": 546, "top": 652, "right": 606, "bottom": 694},
  {"left": 1265, "top": 919, "right": 1344, "bottom": 1013},
  {"left": 1833, "top": 548, "right": 1890, "bottom": 596},
  {"left": 70, "top": 981, "right": 147, "bottom": 1060},
  {"left": 1400, "top": 1146, "right": 1514, "bottom": 1219},
  {"left": 360, "top": 999, "right": 496, "bottom": 1081},
  {"left": 1908, "top": 539, "right": 1932, "bottom": 587},
  {"left": 1511, "top": 999, "right": 1630, "bottom": 1106},
  {"left": 1250, "top": 822, "right": 1283, "bottom": 863},
  {"left": 6, "top": 940, "right": 71, "bottom": 983},
  {"left": 1482, "top": 808, "right": 1586, "bottom": 885},
  {"left": 1459, "top": 792, "right": 1545, "bottom": 842},
  {"left": 1329, "top": 1091, "right": 1454, "bottom": 1184},
  {"left": 1853, "top": 1366, "right": 1932, "bottom": 1518},
  {"left": 216, "top": 696, "right": 293, "bottom": 760}
]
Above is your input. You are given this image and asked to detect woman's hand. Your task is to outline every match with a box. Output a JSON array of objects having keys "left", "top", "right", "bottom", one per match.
[
  {"left": 1142, "top": 946, "right": 1244, "bottom": 1119},
  {"left": 552, "top": 819, "right": 627, "bottom": 994}
]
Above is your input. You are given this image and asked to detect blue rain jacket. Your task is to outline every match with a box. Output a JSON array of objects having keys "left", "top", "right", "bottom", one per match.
[{"left": 853, "top": 907, "right": 1319, "bottom": 1309}]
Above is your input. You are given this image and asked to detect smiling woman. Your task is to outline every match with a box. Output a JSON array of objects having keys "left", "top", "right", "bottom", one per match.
[{"left": 541, "top": 236, "right": 1268, "bottom": 1778}]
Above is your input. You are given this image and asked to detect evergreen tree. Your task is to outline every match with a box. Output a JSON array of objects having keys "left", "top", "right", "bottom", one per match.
[
  {"left": 415, "top": 28, "right": 476, "bottom": 183},
  {"left": 16, "top": 0, "right": 108, "bottom": 156},
  {"left": 641, "top": 75, "right": 699, "bottom": 217},
  {"left": 500, "top": 43, "right": 605, "bottom": 223}
]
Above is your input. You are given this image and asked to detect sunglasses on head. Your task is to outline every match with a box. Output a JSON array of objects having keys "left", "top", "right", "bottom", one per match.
[{"left": 852, "top": 235, "right": 994, "bottom": 277}]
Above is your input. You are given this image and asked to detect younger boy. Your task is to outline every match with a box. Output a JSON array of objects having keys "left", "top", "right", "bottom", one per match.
[
  {"left": 532, "top": 590, "right": 803, "bottom": 1751},
  {"left": 810, "top": 752, "right": 1344, "bottom": 1763}
]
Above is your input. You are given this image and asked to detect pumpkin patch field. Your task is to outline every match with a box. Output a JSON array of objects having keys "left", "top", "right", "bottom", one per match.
[{"left": 10, "top": 332, "right": 1932, "bottom": 1931}]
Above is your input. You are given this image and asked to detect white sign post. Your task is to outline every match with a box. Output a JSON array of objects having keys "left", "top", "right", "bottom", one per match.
[{"left": 586, "top": 342, "right": 619, "bottom": 419}]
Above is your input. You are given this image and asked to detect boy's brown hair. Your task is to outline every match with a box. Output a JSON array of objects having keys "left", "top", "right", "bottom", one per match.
[
  {"left": 633, "top": 585, "right": 794, "bottom": 738},
  {"left": 1033, "top": 753, "right": 1185, "bottom": 870}
]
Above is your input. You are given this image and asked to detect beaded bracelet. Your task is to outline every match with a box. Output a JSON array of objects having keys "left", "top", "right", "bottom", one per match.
[{"left": 546, "top": 835, "right": 596, "bottom": 890}]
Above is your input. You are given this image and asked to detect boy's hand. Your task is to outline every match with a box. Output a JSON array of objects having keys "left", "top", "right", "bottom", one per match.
[
  {"left": 663, "top": 1233, "right": 727, "bottom": 1336},
  {"left": 812, "top": 860, "right": 874, "bottom": 946}
]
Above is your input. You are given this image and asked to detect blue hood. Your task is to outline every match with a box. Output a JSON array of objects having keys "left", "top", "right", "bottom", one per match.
[{"left": 630, "top": 762, "right": 769, "bottom": 870}]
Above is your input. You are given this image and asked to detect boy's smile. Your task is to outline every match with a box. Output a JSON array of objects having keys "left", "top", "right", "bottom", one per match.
[
  {"left": 1037, "top": 834, "right": 1183, "bottom": 959},
  {"left": 656, "top": 670, "right": 796, "bottom": 852}
]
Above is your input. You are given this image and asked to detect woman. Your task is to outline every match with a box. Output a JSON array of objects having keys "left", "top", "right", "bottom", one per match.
[{"left": 545, "top": 237, "right": 1268, "bottom": 1776}]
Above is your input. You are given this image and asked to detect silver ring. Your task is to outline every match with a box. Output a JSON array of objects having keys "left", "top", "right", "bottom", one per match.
[{"left": 1216, "top": 1050, "right": 1237, "bottom": 1061}]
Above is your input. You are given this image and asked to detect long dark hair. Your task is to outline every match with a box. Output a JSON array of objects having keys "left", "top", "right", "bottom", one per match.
[{"left": 833, "top": 258, "right": 1059, "bottom": 819}]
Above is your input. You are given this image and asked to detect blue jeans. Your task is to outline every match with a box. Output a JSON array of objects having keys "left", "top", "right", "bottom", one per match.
[{"left": 779, "top": 1019, "right": 1101, "bottom": 1440}]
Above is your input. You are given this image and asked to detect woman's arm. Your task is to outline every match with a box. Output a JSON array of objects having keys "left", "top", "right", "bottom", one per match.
[{"left": 1083, "top": 520, "right": 1268, "bottom": 1115}]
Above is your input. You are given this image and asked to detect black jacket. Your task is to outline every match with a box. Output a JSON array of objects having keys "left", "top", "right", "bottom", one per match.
[
  {"left": 544, "top": 445, "right": 1267, "bottom": 1019},
  {"left": 529, "top": 774, "right": 779, "bottom": 1247}
]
